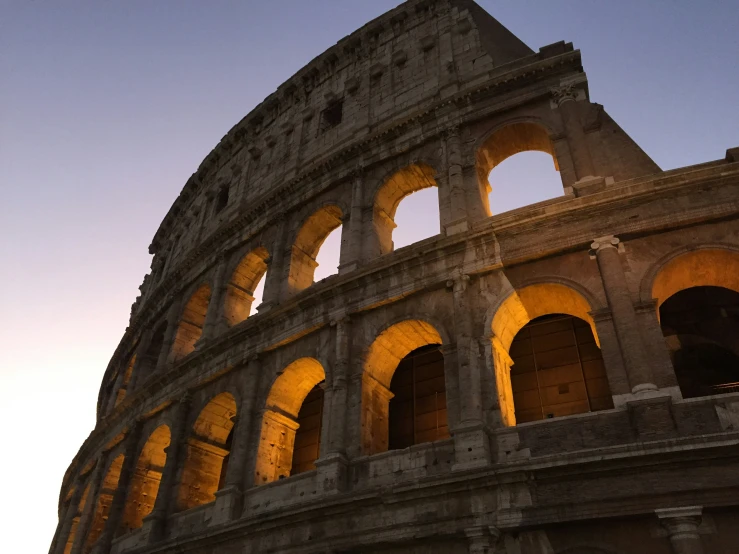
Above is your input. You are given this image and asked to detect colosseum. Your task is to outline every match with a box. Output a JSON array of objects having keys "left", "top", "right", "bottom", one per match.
[{"left": 50, "top": 1, "right": 739, "bottom": 553}]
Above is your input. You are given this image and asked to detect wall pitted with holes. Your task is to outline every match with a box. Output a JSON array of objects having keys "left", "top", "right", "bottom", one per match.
[{"left": 51, "top": 1, "right": 739, "bottom": 553}]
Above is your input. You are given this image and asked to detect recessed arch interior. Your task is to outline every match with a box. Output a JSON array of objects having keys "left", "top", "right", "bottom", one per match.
[
  {"left": 476, "top": 122, "right": 561, "bottom": 216},
  {"left": 362, "top": 319, "right": 444, "bottom": 454},
  {"left": 224, "top": 247, "right": 269, "bottom": 325},
  {"left": 177, "top": 393, "right": 237, "bottom": 512},
  {"left": 490, "top": 283, "right": 599, "bottom": 426},
  {"left": 119, "top": 425, "right": 171, "bottom": 535},
  {"left": 84, "top": 454, "right": 124, "bottom": 553},
  {"left": 289, "top": 205, "right": 343, "bottom": 293},
  {"left": 651, "top": 249, "right": 739, "bottom": 312},
  {"left": 373, "top": 164, "right": 438, "bottom": 255},
  {"left": 170, "top": 284, "right": 212, "bottom": 361},
  {"left": 255, "top": 358, "right": 326, "bottom": 484}
]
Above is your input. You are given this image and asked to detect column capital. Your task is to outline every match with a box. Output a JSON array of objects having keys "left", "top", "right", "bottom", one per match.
[
  {"left": 656, "top": 506, "right": 705, "bottom": 552},
  {"left": 549, "top": 83, "right": 584, "bottom": 107},
  {"left": 589, "top": 235, "right": 624, "bottom": 258}
]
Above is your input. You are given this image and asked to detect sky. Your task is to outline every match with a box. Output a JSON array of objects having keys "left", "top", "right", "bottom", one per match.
[{"left": 1, "top": 1, "right": 737, "bottom": 551}]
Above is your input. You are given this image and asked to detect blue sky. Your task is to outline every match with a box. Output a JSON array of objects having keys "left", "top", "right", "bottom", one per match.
[{"left": 1, "top": 1, "right": 737, "bottom": 551}]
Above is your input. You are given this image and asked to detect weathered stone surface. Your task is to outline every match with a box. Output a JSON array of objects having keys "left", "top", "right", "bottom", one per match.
[{"left": 51, "top": 1, "right": 739, "bottom": 554}]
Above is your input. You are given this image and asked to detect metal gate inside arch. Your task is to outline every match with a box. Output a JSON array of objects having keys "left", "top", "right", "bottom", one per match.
[{"left": 51, "top": 1, "right": 739, "bottom": 553}]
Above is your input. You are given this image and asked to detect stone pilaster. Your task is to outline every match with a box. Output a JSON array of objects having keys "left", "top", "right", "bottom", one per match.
[
  {"left": 442, "top": 125, "right": 470, "bottom": 235},
  {"left": 551, "top": 83, "right": 602, "bottom": 194},
  {"left": 656, "top": 506, "right": 705, "bottom": 554},
  {"left": 590, "top": 236, "right": 658, "bottom": 396},
  {"left": 464, "top": 525, "right": 501, "bottom": 554},
  {"left": 338, "top": 168, "right": 364, "bottom": 274},
  {"left": 160, "top": 301, "right": 184, "bottom": 367},
  {"left": 212, "top": 360, "right": 261, "bottom": 524},
  {"left": 259, "top": 215, "right": 288, "bottom": 311},
  {"left": 449, "top": 275, "right": 491, "bottom": 470},
  {"left": 126, "top": 328, "right": 154, "bottom": 393},
  {"left": 142, "top": 393, "right": 191, "bottom": 543},
  {"left": 51, "top": 476, "right": 85, "bottom": 554},
  {"left": 634, "top": 299, "right": 681, "bottom": 396},
  {"left": 198, "top": 255, "right": 229, "bottom": 344},
  {"left": 94, "top": 422, "right": 143, "bottom": 554},
  {"left": 70, "top": 454, "right": 107, "bottom": 554}
]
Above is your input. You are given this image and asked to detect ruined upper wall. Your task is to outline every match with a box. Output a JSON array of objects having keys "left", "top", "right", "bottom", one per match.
[{"left": 148, "top": 0, "right": 539, "bottom": 258}]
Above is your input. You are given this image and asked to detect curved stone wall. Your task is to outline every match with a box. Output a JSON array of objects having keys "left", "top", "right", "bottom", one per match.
[{"left": 51, "top": 1, "right": 739, "bottom": 553}]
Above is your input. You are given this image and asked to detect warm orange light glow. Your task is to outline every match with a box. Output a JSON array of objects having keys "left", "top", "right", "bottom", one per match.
[
  {"left": 288, "top": 206, "right": 343, "bottom": 293},
  {"left": 84, "top": 454, "right": 124, "bottom": 553},
  {"left": 224, "top": 247, "right": 269, "bottom": 325},
  {"left": 652, "top": 249, "right": 739, "bottom": 310},
  {"left": 170, "top": 284, "right": 211, "bottom": 361}
]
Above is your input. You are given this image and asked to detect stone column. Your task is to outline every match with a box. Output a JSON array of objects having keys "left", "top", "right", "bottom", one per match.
[
  {"left": 635, "top": 300, "right": 681, "bottom": 396},
  {"left": 70, "top": 454, "right": 107, "bottom": 554},
  {"left": 589, "top": 308, "right": 632, "bottom": 402},
  {"left": 465, "top": 525, "right": 501, "bottom": 554},
  {"left": 449, "top": 275, "right": 491, "bottom": 470},
  {"left": 212, "top": 361, "right": 261, "bottom": 524},
  {"left": 95, "top": 422, "right": 143, "bottom": 553},
  {"left": 551, "top": 84, "right": 597, "bottom": 182},
  {"left": 314, "top": 317, "right": 351, "bottom": 492},
  {"left": 590, "top": 236, "right": 657, "bottom": 395},
  {"left": 259, "top": 215, "right": 288, "bottom": 311},
  {"left": 51, "top": 477, "right": 85, "bottom": 554},
  {"left": 142, "top": 393, "right": 191, "bottom": 544},
  {"left": 442, "top": 126, "right": 470, "bottom": 235},
  {"left": 656, "top": 506, "right": 705, "bottom": 554},
  {"left": 338, "top": 169, "right": 364, "bottom": 274},
  {"left": 198, "top": 256, "right": 229, "bottom": 344},
  {"left": 126, "top": 329, "right": 154, "bottom": 393},
  {"left": 159, "top": 301, "right": 183, "bottom": 368}
]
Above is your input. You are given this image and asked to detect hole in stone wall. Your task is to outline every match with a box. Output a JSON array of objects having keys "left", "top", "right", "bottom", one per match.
[
  {"left": 290, "top": 383, "right": 324, "bottom": 476},
  {"left": 659, "top": 286, "right": 739, "bottom": 398},
  {"left": 392, "top": 187, "right": 440, "bottom": 249},
  {"left": 313, "top": 225, "right": 341, "bottom": 281},
  {"left": 487, "top": 151, "right": 562, "bottom": 215},
  {"left": 508, "top": 314, "right": 613, "bottom": 424},
  {"left": 224, "top": 247, "right": 269, "bottom": 325},
  {"left": 388, "top": 345, "right": 449, "bottom": 450},
  {"left": 214, "top": 186, "right": 229, "bottom": 215},
  {"left": 170, "top": 284, "right": 211, "bottom": 361},
  {"left": 320, "top": 100, "right": 343, "bottom": 131}
]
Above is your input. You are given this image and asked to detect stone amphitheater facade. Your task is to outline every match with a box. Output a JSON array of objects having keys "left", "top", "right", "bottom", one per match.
[{"left": 50, "top": 1, "right": 739, "bottom": 553}]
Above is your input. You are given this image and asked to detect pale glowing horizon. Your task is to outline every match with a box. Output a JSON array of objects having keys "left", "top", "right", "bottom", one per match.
[{"left": 1, "top": 1, "right": 737, "bottom": 552}]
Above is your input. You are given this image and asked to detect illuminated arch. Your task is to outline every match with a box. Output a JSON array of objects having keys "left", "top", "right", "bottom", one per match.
[
  {"left": 84, "top": 454, "right": 124, "bottom": 553},
  {"left": 372, "top": 163, "right": 438, "bottom": 255},
  {"left": 223, "top": 247, "right": 269, "bottom": 325},
  {"left": 177, "top": 393, "right": 237, "bottom": 511},
  {"left": 489, "top": 283, "right": 600, "bottom": 426},
  {"left": 170, "top": 284, "right": 212, "bottom": 361},
  {"left": 254, "top": 357, "right": 326, "bottom": 484},
  {"left": 476, "top": 121, "right": 560, "bottom": 215},
  {"left": 61, "top": 484, "right": 90, "bottom": 554},
  {"left": 118, "top": 425, "right": 171, "bottom": 535},
  {"left": 362, "top": 319, "right": 444, "bottom": 454},
  {"left": 288, "top": 205, "right": 343, "bottom": 294},
  {"left": 649, "top": 248, "right": 739, "bottom": 310}
]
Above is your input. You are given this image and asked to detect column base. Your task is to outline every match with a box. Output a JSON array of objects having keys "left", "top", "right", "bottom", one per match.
[
  {"left": 314, "top": 452, "right": 350, "bottom": 493},
  {"left": 626, "top": 393, "right": 677, "bottom": 439},
  {"left": 493, "top": 427, "right": 531, "bottom": 463},
  {"left": 568, "top": 175, "right": 612, "bottom": 197},
  {"left": 210, "top": 485, "right": 243, "bottom": 526},
  {"left": 452, "top": 422, "right": 492, "bottom": 471},
  {"left": 141, "top": 512, "right": 166, "bottom": 544}
]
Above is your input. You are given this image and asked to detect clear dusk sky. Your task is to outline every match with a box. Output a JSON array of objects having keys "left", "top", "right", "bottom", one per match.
[{"left": 1, "top": 1, "right": 737, "bottom": 551}]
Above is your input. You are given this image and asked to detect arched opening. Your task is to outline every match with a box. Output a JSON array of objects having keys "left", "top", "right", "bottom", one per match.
[
  {"left": 223, "top": 247, "right": 269, "bottom": 326},
  {"left": 373, "top": 164, "right": 438, "bottom": 255},
  {"left": 176, "top": 393, "right": 237, "bottom": 512},
  {"left": 362, "top": 320, "right": 445, "bottom": 454},
  {"left": 388, "top": 344, "right": 449, "bottom": 449},
  {"left": 135, "top": 321, "right": 166, "bottom": 381},
  {"left": 650, "top": 249, "right": 739, "bottom": 398},
  {"left": 491, "top": 283, "right": 604, "bottom": 426},
  {"left": 118, "top": 425, "right": 171, "bottom": 535},
  {"left": 109, "top": 355, "right": 136, "bottom": 412},
  {"left": 659, "top": 286, "right": 739, "bottom": 398},
  {"left": 62, "top": 484, "right": 89, "bottom": 554},
  {"left": 170, "top": 284, "right": 211, "bottom": 361},
  {"left": 288, "top": 205, "right": 343, "bottom": 294},
  {"left": 476, "top": 122, "right": 562, "bottom": 215},
  {"left": 84, "top": 454, "right": 124, "bottom": 553},
  {"left": 254, "top": 358, "right": 326, "bottom": 484},
  {"left": 509, "top": 314, "right": 613, "bottom": 423}
]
